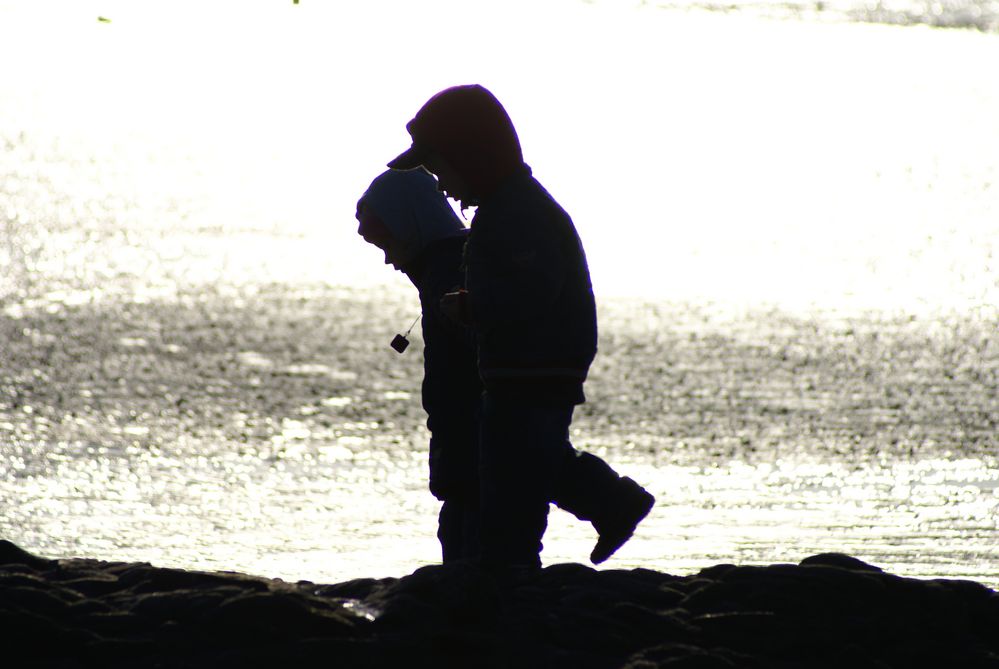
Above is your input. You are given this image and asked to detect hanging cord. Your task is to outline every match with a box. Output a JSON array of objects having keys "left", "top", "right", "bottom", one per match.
[
  {"left": 403, "top": 314, "right": 420, "bottom": 337},
  {"left": 390, "top": 315, "right": 422, "bottom": 354}
]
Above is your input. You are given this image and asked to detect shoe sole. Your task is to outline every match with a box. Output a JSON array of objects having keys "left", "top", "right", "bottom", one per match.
[{"left": 589, "top": 491, "right": 655, "bottom": 564}]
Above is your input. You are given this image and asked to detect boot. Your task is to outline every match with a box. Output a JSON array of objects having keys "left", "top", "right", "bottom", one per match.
[{"left": 590, "top": 477, "right": 655, "bottom": 564}]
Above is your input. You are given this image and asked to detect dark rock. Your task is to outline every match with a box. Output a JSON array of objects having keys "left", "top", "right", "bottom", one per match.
[
  {"left": 623, "top": 642, "right": 757, "bottom": 669},
  {"left": 207, "top": 590, "right": 357, "bottom": 641},
  {"left": 1, "top": 583, "right": 80, "bottom": 616},
  {"left": 2, "top": 542, "right": 998, "bottom": 668},
  {"left": 696, "top": 563, "right": 739, "bottom": 581},
  {"left": 117, "top": 564, "right": 264, "bottom": 594},
  {"left": 59, "top": 576, "right": 124, "bottom": 598},
  {"left": 681, "top": 579, "right": 759, "bottom": 615},
  {"left": 800, "top": 553, "right": 884, "bottom": 573},
  {"left": 81, "top": 636, "right": 160, "bottom": 665},
  {"left": 372, "top": 591, "right": 447, "bottom": 630},
  {"left": 537, "top": 561, "right": 599, "bottom": 588},
  {"left": 0, "top": 539, "right": 55, "bottom": 570},
  {"left": 74, "top": 610, "right": 148, "bottom": 637},
  {"left": 66, "top": 597, "right": 114, "bottom": 617},
  {"left": 366, "top": 562, "right": 502, "bottom": 628},
  {"left": 313, "top": 576, "right": 390, "bottom": 600},
  {"left": 128, "top": 587, "right": 234, "bottom": 624}
]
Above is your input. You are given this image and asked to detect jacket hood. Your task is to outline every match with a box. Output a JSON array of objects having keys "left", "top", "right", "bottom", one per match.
[
  {"left": 392, "top": 85, "right": 525, "bottom": 202},
  {"left": 357, "top": 169, "right": 465, "bottom": 269}
]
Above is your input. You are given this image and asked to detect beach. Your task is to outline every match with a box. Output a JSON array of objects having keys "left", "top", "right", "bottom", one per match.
[
  {"left": 2, "top": 0, "right": 998, "bottom": 600},
  {"left": 2, "top": 285, "right": 998, "bottom": 585}
]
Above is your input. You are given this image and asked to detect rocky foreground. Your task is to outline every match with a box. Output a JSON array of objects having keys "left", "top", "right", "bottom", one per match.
[{"left": 2, "top": 541, "right": 997, "bottom": 669}]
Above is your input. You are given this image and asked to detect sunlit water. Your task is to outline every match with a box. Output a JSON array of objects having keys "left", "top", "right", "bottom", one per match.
[{"left": 1, "top": 1, "right": 998, "bottom": 588}]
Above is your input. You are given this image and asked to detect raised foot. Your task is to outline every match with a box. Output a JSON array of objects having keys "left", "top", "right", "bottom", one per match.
[{"left": 590, "top": 477, "right": 655, "bottom": 565}]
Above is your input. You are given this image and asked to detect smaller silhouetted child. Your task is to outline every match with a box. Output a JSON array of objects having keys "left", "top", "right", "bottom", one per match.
[{"left": 357, "top": 169, "right": 480, "bottom": 561}]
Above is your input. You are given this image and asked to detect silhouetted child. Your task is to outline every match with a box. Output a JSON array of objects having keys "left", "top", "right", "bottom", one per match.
[
  {"left": 357, "top": 169, "right": 480, "bottom": 561},
  {"left": 383, "top": 84, "right": 655, "bottom": 569}
]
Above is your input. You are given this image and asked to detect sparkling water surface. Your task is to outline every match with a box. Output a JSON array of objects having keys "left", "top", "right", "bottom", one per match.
[{"left": 1, "top": 0, "right": 997, "bottom": 587}]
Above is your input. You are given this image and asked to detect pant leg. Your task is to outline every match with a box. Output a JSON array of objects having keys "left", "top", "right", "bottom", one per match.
[
  {"left": 438, "top": 499, "right": 463, "bottom": 563},
  {"left": 552, "top": 448, "right": 626, "bottom": 522},
  {"left": 478, "top": 393, "right": 572, "bottom": 569},
  {"left": 430, "top": 412, "right": 481, "bottom": 563},
  {"left": 438, "top": 496, "right": 479, "bottom": 563}
]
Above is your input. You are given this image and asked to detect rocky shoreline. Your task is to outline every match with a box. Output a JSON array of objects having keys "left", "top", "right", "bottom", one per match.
[{"left": 2, "top": 540, "right": 997, "bottom": 668}]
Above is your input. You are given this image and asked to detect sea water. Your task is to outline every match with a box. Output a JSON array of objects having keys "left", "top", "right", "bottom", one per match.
[{"left": 1, "top": 0, "right": 997, "bottom": 587}]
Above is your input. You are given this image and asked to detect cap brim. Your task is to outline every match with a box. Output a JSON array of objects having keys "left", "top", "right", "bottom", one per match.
[{"left": 387, "top": 144, "right": 427, "bottom": 170}]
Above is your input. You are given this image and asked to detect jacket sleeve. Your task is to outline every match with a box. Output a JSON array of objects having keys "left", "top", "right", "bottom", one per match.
[{"left": 466, "top": 214, "right": 566, "bottom": 334}]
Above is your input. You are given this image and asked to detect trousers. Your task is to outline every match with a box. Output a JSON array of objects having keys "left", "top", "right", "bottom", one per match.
[{"left": 437, "top": 393, "right": 630, "bottom": 565}]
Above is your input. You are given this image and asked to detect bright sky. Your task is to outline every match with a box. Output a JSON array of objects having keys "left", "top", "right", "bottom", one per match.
[{"left": 2, "top": 0, "right": 998, "bottom": 311}]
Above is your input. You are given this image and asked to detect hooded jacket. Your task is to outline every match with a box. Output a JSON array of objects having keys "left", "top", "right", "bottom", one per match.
[
  {"left": 393, "top": 85, "right": 598, "bottom": 405},
  {"left": 357, "top": 169, "right": 465, "bottom": 268},
  {"left": 358, "top": 169, "right": 480, "bottom": 500},
  {"left": 389, "top": 84, "right": 523, "bottom": 206},
  {"left": 410, "top": 233, "right": 482, "bottom": 499},
  {"left": 465, "top": 167, "right": 597, "bottom": 405}
]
